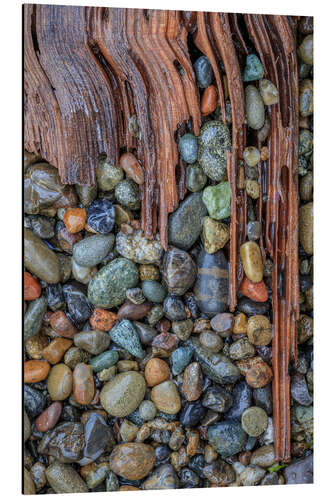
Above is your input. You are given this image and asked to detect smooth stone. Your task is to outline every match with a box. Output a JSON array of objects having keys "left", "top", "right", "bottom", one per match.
[
  {"left": 178, "top": 133, "right": 198, "bottom": 164},
  {"left": 241, "top": 406, "right": 268, "bottom": 436},
  {"left": 73, "top": 363, "right": 94, "bottom": 405},
  {"left": 46, "top": 461, "right": 88, "bottom": 493},
  {"left": 46, "top": 284, "right": 65, "bottom": 311},
  {"left": 47, "top": 364, "right": 73, "bottom": 401},
  {"left": 117, "top": 299, "right": 152, "bottom": 320},
  {"left": 71, "top": 260, "right": 97, "bottom": 284},
  {"left": 88, "top": 258, "right": 138, "bottom": 308},
  {"left": 237, "top": 356, "right": 273, "bottom": 389},
  {"left": 116, "top": 230, "right": 163, "bottom": 264},
  {"left": 24, "top": 296, "right": 47, "bottom": 340},
  {"left": 86, "top": 198, "right": 115, "bottom": 234},
  {"left": 24, "top": 410, "right": 31, "bottom": 442},
  {"left": 168, "top": 193, "right": 207, "bottom": 250},
  {"left": 109, "top": 319, "right": 144, "bottom": 358},
  {"left": 283, "top": 454, "right": 313, "bottom": 484},
  {"left": 100, "top": 371, "right": 146, "bottom": 416},
  {"left": 210, "top": 312, "right": 234, "bottom": 336},
  {"left": 247, "top": 221, "right": 261, "bottom": 241},
  {"left": 24, "top": 385, "right": 46, "bottom": 418},
  {"left": 208, "top": 421, "right": 247, "bottom": 458},
  {"left": 133, "top": 321, "right": 157, "bottom": 345},
  {"left": 259, "top": 79, "right": 279, "bottom": 105},
  {"left": 162, "top": 247, "right": 196, "bottom": 295},
  {"left": 110, "top": 443, "right": 155, "bottom": 480},
  {"left": 245, "top": 85, "right": 265, "bottom": 130},
  {"left": 291, "top": 373, "right": 313, "bottom": 406},
  {"left": 180, "top": 467, "right": 200, "bottom": 488},
  {"left": 97, "top": 159, "right": 124, "bottom": 191},
  {"left": 202, "top": 386, "right": 233, "bottom": 413},
  {"left": 240, "top": 241, "right": 263, "bottom": 283},
  {"left": 202, "top": 181, "right": 231, "bottom": 220},
  {"left": 139, "top": 400, "right": 157, "bottom": 421},
  {"left": 237, "top": 297, "right": 269, "bottom": 316},
  {"left": 243, "top": 54, "right": 264, "bottom": 81},
  {"left": 35, "top": 402, "right": 63, "bottom": 432},
  {"left": 225, "top": 380, "right": 253, "bottom": 420},
  {"left": 299, "top": 202, "right": 313, "bottom": 254},
  {"left": 198, "top": 121, "right": 231, "bottom": 181},
  {"left": 24, "top": 162, "right": 77, "bottom": 214},
  {"left": 73, "top": 234, "right": 115, "bottom": 267},
  {"left": 74, "top": 330, "right": 110, "bottom": 355},
  {"left": 186, "top": 337, "right": 240, "bottom": 384},
  {"left": 120, "top": 152, "right": 144, "bottom": 184},
  {"left": 247, "top": 315, "right": 272, "bottom": 346},
  {"left": 180, "top": 400, "right": 207, "bottom": 427},
  {"left": 142, "top": 280, "right": 167, "bottom": 303},
  {"left": 194, "top": 55, "right": 213, "bottom": 88},
  {"left": 202, "top": 216, "right": 230, "bottom": 254},
  {"left": 139, "top": 264, "right": 160, "bottom": 281},
  {"left": 144, "top": 358, "right": 170, "bottom": 387},
  {"left": 90, "top": 350, "right": 118, "bottom": 372},
  {"left": 199, "top": 330, "right": 223, "bottom": 352},
  {"left": 115, "top": 178, "right": 140, "bottom": 209},
  {"left": 126, "top": 287, "right": 146, "bottom": 304},
  {"left": 300, "top": 171, "right": 313, "bottom": 201},
  {"left": 75, "top": 183, "right": 97, "bottom": 207},
  {"left": 239, "top": 277, "right": 268, "bottom": 303},
  {"left": 253, "top": 384, "right": 273, "bottom": 415},
  {"left": 142, "top": 464, "right": 179, "bottom": 489},
  {"left": 229, "top": 337, "right": 255, "bottom": 360},
  {"left": 84, "top": 412, "right": 112, "bottom": 461},
  {"left": 63, "top": 282, "right": 93, "bottom": 327},
  {"left": 172, "top": 319, "right": 193, "bottom": 340},
  {"left": 186, "top": 163, "right": 207, "bottom": 192},
  {"left": 240, "top": 465, "right": 266, "bottom": 486},
  {"left": 163, "top": 295, "right": 186, "bottom": 321},
  {"left": 30, "top": 215, "right": 55, "bottom": 239},
  {"left": 171, "top": 345, "right": 194, "bottom": 375},
  {"left": 250, "top": 444, "right": 275, "bottom": 468},
  {"left": 85, "top": 462, "right": 109, "bottom": 489},
  {"left": 298, "top": 35, "right": 313, "bottom": 65},
  {"left": 38, "top": 422, "right": 84, "bottom": 462},
  {"left": 24, "top": 360, "right": 50, "bottom": 383},
  {"left": 183, "top": 362, "right": 203, "bottom": 401},
  {"left": 194, "top": 247, "right": 229, "bottom": 317},
  {"left": 151, "top": 380, "right": 181, "bottom": 414},
  {"left": 24, "top": 228, "right": 61, "bottom": 283},
  {"left": 64, "top": 346, "right": 89, "bottom": 369}
]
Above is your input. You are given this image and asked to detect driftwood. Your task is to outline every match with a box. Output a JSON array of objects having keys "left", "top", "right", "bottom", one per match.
[{"left": 24, "top": 5, "right": 300, "bottom": 462}]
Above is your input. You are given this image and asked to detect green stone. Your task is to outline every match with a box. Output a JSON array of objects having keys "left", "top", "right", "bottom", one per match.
[
  {"left": 202, "top": 182, "right": 231, "bottom": 220},
  {"left": 171, "top": 346, "right": 194, "bottom": 375},
  {"left": 207, "top": 421, "right": 247, "bottom": 458},
  {"left": 88, "top": 258, "right": 139, "bottom": 308},
  {"left": 24, "top": 297, "right": 47, "bottom": 340},
  {"left": 168, "top": 192, "right": 207, "bottom": 250},
  {"left": 90, "top": 351, "right": 119, "bottom": 372},
  {"left": 73, "top": 234, "right": 115, "bottom": 267},
  {"left": 109, "top": 319, "right": 144, "bottom": 358},
  {"left": 24, "top": 228, "right": 61, "bottom": 283},
  {"left": 115, "top": 179, "right": 140, "bottom": 209},
  {"left": 197, "top": 121, "right": 231, "bottom": 181},
  {"left": 186, "top": 163, "right": 207, "bottom": 192},
  {"left": 100, "top": 371, "right": 146, "bottom": 417},
  {"left": 97, "top": 159, "right": 124, "bottom": 191},
  {"left": 243, "top": 54, "right": 264, "bottom": 82},
  {"left": 142, "top": 280, "right": 167, "bottom": 303}
]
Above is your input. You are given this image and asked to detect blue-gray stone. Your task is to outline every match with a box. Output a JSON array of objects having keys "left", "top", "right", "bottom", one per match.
[
  {"left": 73, "top": 234, "right": 115, "bottom": 267},
  {"left": 142, "top": 280, "right": 167, "bottom": 303},
  {"left": 178, "top": 134, "right": 198, "bottom": 164},
  {"left": 243, "top": 54, "right": 264, "bottom": 81},
  {"left": 168, "top": 193, "right": 207, "bottom": 250},
  {"left": 171, "top": 346, "right": 194, "bottom": 375},
  {"left": 207, "top": 420, "right": 247, "bottom": 458},
  {"left": 194, "top": 56, "right": 214, "bottom": 88},
  {"left": 109, "top": 319, "right": 144, "bottom": 358}
]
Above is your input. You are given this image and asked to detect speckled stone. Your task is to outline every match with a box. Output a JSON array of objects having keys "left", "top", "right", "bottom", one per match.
[
  {"left": 109, "top": 443, "right": 155, "bottom": 480},
  {"left": 172, "top": 319, "right": 194, "bottom": 340},
  {"left": 38, "top": 422, "right": 85, "bottom": 462},
  {"left": 208, "top": 421, "right": 247, "bottom": 458},
  {"left": 243, "top": 54, "right": 264, "bottom": 81},
  {"left": 171, "top": 345, "right": 194, "bottom": 375},
  {"left": 241, "top": 406, "right": 268, "bottom": 436},
  {"left": 168, "top": 193, "right": 207, "bottom": 250},
  {"left": 73, "top": 234, "right": 115, "bottom": 267},
  {"left": 198, "top": 121, "right": 231, "bottom": 181},
  {"left": 100, "top": 371, "right": 146, "bottom": 417},
  {"left": 97, "top": 159, "right": 124, "bottom": 191},
  {"left": 24, "top": 228, "right": 61, "bottom": 283},
  {"left": 115, "top": 179, "right": 140, "bottom": 209},
  {"left": 24, "top": 296, "right": 47, "bottom": 340},
  {"left": 24, "top": 385, "right": 46, "bottom": 418},
  {"left": 229, "top": 337, "right": 256, "bottom": 360},
  {"left": 183, "top": 362, "right": 203, "bottom": 401},
  {"left": 186, "top": 163, "right": 207, "bottom": 192},
  {"left": 225, "top": 381, "right": 253, "bottom": 420},
  {"left": 178, "top": 133, "right": 198, "bottom": 164},
  {"left": 46, "top": 461, "right": 88, "bottom": 493},
  {"left": 163, "top": 295, "right": 186, "bottom": 321},
  {"left": 202, "top": 181, "right": 231, "bottom": 220},
  {"left": 109, "top": 319, "right": 144, "bottom": 358},
  {"left": 162, "top": 247, "right": 196, "bottom": 295},
  {"left": 116, "top": 229, "right": 163, "bottom": 264},
  {"left": 186, "top": 337, "right": 240, "bottom": 384},
  {"left": 201, "top": 217, "right": 230, "bottom": 254},
  {"left": 194, "top": 247, "right": 229, "bottom": 317},
  {"left": 88, "top": 258, "right": 138, "bottom": 308},
  {"left": 89, "top": 350, "right": 118, "bottom": 372},
  {"left": 202, "top": 386, "right": 233, "bottom": 413}
]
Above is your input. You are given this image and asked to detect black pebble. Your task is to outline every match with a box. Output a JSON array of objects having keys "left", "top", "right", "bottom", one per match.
[
  {"left": 87, "top": 198, "right": 115, "bottom": 234},
  {"left": 180, "top": 400, "right": 207, "bottom": 427}
]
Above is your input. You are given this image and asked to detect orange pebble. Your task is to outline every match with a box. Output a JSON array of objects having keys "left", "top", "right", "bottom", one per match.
[
  {"left": 63, "top": 208, "right": 86, "bottom": 234},
  {"left": 201, "top": 85, "right": 218, "bottom": 116},
  {"left": 89, "top": 308, "right": 117, "bottom": 331},
  {"left": 73, "top": 363, "right": 95, "bottom": 405},
  {"left": 239, "top": 277, "right": 268, "bottom": 303},
  {"left": 42, "top": 338, "right": 73, "bottom": 364},
  {"left": 144, "top": 358, "right": 170, "bottom": 387},
  {"left": 24, "top": 272, "right": 41, "bottom": 301},
  {"left": 120, "top": 152, "right": 144, "bottom": 185},
  {"left": 24, "top": 360, "right": 50, "bottom": 383},
  {"left": 50, "top": 311, "right": 77, "bottom": 338}
]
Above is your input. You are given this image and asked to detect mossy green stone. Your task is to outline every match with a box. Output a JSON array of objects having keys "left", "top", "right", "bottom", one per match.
[
  {"left": 100, "top": 371, "right": 146, "bottom": 417},
  {"left": 197, "top": 121, "right": 231, "bottom": 181},
  {"left": 90, "top": 351, "right": 119, "bottom": 372},
  {"left": 142, "top": 280, "right": 167, "bottom": 303},
  {"left": 109, "top": 319, "right": 144, "bottom": 358},
  {"left": 203, "top": 182, "right": 231, "bottom": 220},
  {"left": 243, "top": 54, "right": 264, "bottom": 82},
  {"left": 186, "top": 163, "right": 207, "bottom": 192},
  {"left": 88, "top": 258, "right": 139, "bottom": 308}
]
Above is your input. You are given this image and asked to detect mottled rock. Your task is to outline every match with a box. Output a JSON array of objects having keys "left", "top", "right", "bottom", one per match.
[
  {"left": 116, "top": 229, "right": 163, "bottom": 264},
  {"left": 109, "top": 443, "right": 155, "bottom": 480},
  {"left": 168, "top": 193, "right": 207, "bottom": 250},
  {"left": 109, "top": 319, "right": 144, "bottom": 358},
  {"left": 186, "top": 163, "right": 207, "bottom": 192},
  {"left": 100, "top": 371, "right": 146, "bottom": 417},
  {"left": 225, "top": 380, "right": 253, "bottom": 420},
  {"left": 243, "top": 54, "right": 264, "bottom": 81},
  {"left": 24, "top": 296, "right": 47, "bottom": 340},
  {"left": 171, "top": 345, "right": 194, "bottom": 375},
  {"left": 47, "top": 364, "right": 73, "bottom": 401},
  {"left": 183, "top": 362, "right": 203, "bottom": 401},
  {"left": 73, "top": 234, "right": 114, "bottom": 267},
  {"left": 178, "top": 133, "right": 198, "bottom": 164},
  {"left": 283, "top": 454, "right": 313, "bottom": 484},
  {"left": 115, "top": 179, "right": 140, "bottom": 209},
  {"left": 201, "top": 216, "right": 230, "bottom": 254},
  {"left": 299, "top": 202, "right": 313, "bottom": 254},
  {"left": 208, "top": 421, "right": 247, "bottom": 458},
  {"left": 241, "top": 406, "right": 268, "bottom": 436},
  {"left": 291, "top": 373, "right": 313, "bottom": 406},
  {"left": 245, "top": 85, "right": 265, "bottom": 130},
  {"left": 84, "top": 412, "right": 112, "bottom": 461},
  {"left": 162, "top": 247, "right": 196, "bottom": 295},
  {"left": 74, "top": 330, "right": 110, "bottom": 355},
  {"left": 38, "top": 422, "right": 84, "bottom": 462},
  {"left": 151, "top": 381, "right": 181, "bottom": 414},
  {"left": 198, "top": 121, "right": 231, "bottom": 181},
  {"left": 142, "top": 464, "right": 179, "bottom": 489},
  {"left": 24, "top": 228, "right": 61, "bottom": 283},
  {"left": 202, "top": 181, "right": 231, "bottom": 220},
  {"left": 46, "top": 461, "right": 88, "bottom": 493}
]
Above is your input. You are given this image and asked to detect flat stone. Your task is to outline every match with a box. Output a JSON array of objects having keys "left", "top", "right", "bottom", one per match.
[{"left": 84, "top": 412, "right": 112, "bottom": 461}]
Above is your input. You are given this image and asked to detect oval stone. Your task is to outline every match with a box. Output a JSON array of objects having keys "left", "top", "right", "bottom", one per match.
[
  {"left": 47, "top": 364, "right": 73, "bottom": 401},
  {"left": 109, "top": 443, "right": 155, "bottom": 480},
  {"left": 151, "top": 380, "right": 181, "bottom": 414},
  {"left": 46, "top": 462, "right": 88, "bottom": 493},
  {"left": 245, "top": 85, "right": 265, "bottom": 130},
  {"left": 100, "top": 371, "right": 146, "bottom": 417},
  {"left": 168, "top": 193, "right": 207, "bottom": 250},
  {"left": 73, "top": 363, "right": 95, "bottom": 405},
  {"left": 194, "top": 247, "right": 229, "bottom": 317},
  {"left": 73, "top": 234, "right": 115, "bottom": 267},
  {"left": 162, "top": 247, "right": 196, "bottom": 295},
  {"left": 240, "top": 241, "right": 263, "bottom": 283},
  {"left": 299, "top": 202, "right": 313, "bottom": 254},
  {"left": 24, "top": 228, "right": 61, "bottom": 283},
  {"left": 207, "top": 421, "right": 247, "bottom": 458},
  {"left": 88, "top": 258, "right": 139, "bottom": 308}
]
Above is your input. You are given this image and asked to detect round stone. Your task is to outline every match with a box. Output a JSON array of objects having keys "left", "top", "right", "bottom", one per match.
[
  {"left": 163, "top": 295, "right": 186, "bottom": 321},
  {"left": 120, "top": 152, "right": 144, "bottom": 185},
  {"left": 109, "top": 443, "right": 155, "bottom": 480},
  {"left": 151, "top": 380, "right": 181, "bottom": 415},
  {"left": 47, "top": 364, "right": 73, "bottom": 401},
  {"left": 63, "top": 208, "right": 86, "bottom": 233},
  {"left": 86, "top": 198, "right": 116, "bottom": 234},
  {"left": 116, "top": 230, "right": 163, "bottom": 264},
  {"left": 145, "top": 358, "right": 170, "bottom": 387},
  {"left": 243, "top": 147, "right": 260, "bottom": 167},
  {"left": 298, "top": 35, "right": 313, "bottom": 65},
  {"left": 202, "top": 181, "right": 231, "bottom": 220},
  {"left": 115, "top": 179, "right": 140, "bottom": 209},
  {"left": 100, "top": 371, "right": 146, "bottom": 417},
  {"left": 245, "top": 85, "right": 265, "bottom": 130},
  {"left": 199, "top": 330, "right": 223, "bottom": 353},
  {"left": 142, "top": 280, "right": 167, "bottom": 303},
  {"left": 168, "top": 193, "right": 207, "bottom": 250},
  {"left": 178, "top": 134, "right": 198, "bottom": 164},
  {"left": 73, "top": 363, "right": 95, "bottom": 405},
  {"left": 97, "top": 159, "right": 124, "bottom": 191},
  {"left": 139, "top": 400, "right": 157, "bottom": 421},
  {"left": 241, "top": 406, "right": 268, "bottom": 436},
  {"left": 186, "top": 163, "right": 207, "bottom": 192}
]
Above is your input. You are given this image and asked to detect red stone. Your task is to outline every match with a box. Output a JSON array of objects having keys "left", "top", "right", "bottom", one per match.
[
  {"left": 90, "top": 308, "right": 117, "bottom": 331},
  {"left": 50, "top": 311, "right": 77, "bottom": 338},
  {"left": 35, "top": 402, "right": 62, "bottom": 432},
  {"left": 117, "top": 300, "right": 152, "bottom": 321},
  {"left": 239, "top": 277, "right": 268, "bottom": 302},
  {"left": 24, "top": 272, "right": 41, "bottom": 301}
]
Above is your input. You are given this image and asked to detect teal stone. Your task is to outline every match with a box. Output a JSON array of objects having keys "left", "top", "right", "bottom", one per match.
[
  {"left": 197, "top": 121, "right": 231, "bottom": 181},
  {"left": 243, "top": 54, "right": 264, "bottom": 82},
  {"left": 186, "top": 163, "right": 207, "bottom": 192},
  {"left": 203, "top": 181, "right": 231, "bottom": 220},
  {"left": 73, "top": 234, "right": 115, "bottom": 267},
  {"left": 142, "top": 280, "right": 167, "bottom": 303},
  {"left": 89, "top": 351, "right": 119, "bottom": 372},
  {"left": 186, "top": 337, "right": 240, "bottom": 384},
  {"left": 24, "top": 296, "right": 47, "bottom": 340},
  {"left": 109, "top": 319, "right": 144, "bottom": 358},
  {"left": 168, "top": 192, "right": 207, "bottom": 250},
  {"left": 106, "top": 471, "right": 120, "bottom": 492},
  {"left": 207, "top": 421, "right": 247, "bottom": 458},
  {"left": 88, "top": 258, "right": 139, "bottom": 308},
  {"left": 171, "top": 346, "right": 194, "bottom": 375}
]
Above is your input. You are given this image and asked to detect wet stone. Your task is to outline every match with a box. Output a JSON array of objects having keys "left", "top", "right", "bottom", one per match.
[
  {"left": 237, "top": 297, "right": 269, "bottom": 316},
  {"left": 30, "top": 215, "right": 55, "bottom": 239},
  {"left": 208, "top": 420, "right": 247, "bottom": 458},
  {"left": 109, "top": 319, "right": 144, "bottom": 358},
  {"left": 24, "top": 228, "right": 61, "bottom": 283},
  {"left": 168, "top": 193, "right": 207, "bottom": 250},
  {"left": 172, "top": 319, "right": 193, "bottom": 340},
  {"left": 24, "top": 385, "right": 46, "bottom": 418},
  {"left": 253, "top": 384, "right": 273, "bottom": 415},
  {"left": 199, "top": 330, "right": 223, "bottom": 352},
  {"left": 183, "top": 362, "right": 203, "bottom": 401},
  {"left": 283, "top": 453, "right": 313, "bottom": 484},
  {"left": 38, "top": 422, "right": 85, "bottom": 463},
  {"left": 109, "top": 443, "right": 155, "bottom": 480},
  {"left": 116, "top": 229, "right": 163, "bottom": 264},
  {"left": 241, "top": 406, "right": 268, "bottom": 437},
  {"left": 163, "top": 295, "right": 186, "bottom": 321},
  {"left": 84, "top": 412, "right": 112, "bottom": 461},
  {"left": 86, "top": 198, "right": 115, "bottom": 234},
  {"left": 225, "top": 380, "right": 253, "bottom": 420},
  {"left": 97, "top": 159, "right": 124, "bottom": 191},
  {"left": 89, "top": 350, "right": 118, "bottom": 372},
  {"left": 126, "top": 287, "right": 145, "bottom": 304},
  {"left": 115, "top": 179, "right": 140, "bottom": 209},
  {"left": 75, "top": 183, "right": 97, "bottom": 207},
  {"left": 147, "top": 304, "right": 164, "bottom": 326},
  {"left": 243, "top": 54, "right": 264, "bottom": 81},
  {"left": 142, "top": 280, "right": 167, "bottom": 303},
  {"left": 100, "top": 371, "right": 146, "bottom": 417},
  {"left": 162, "top": 246, "right": 196, "bottom": 295},
  {"left": 151, "top": 380, "right": 181, "bottom": 415},
  {"left": 45, "top": 461, "right": 88, "bottom": 493},
  {"left": 24, "top": 296, "right": 47, "bottom": 340},
  {"left": 73, "top": 234, "right": 115, "bottom": 267},
  {"left": 186, "top": 163, "right": 207, "bottom": 192},
  {"left": 291, "top": 373, "right": 313, "bottom": 406},
  {"left": 229, "top": 337, "right": 256, "bottom": 360},
  {"left": 194, "top": 55, "right": 213, "bottom": 88},
  {"left": 63, "top": 282, "right": 93, "bottom": 327},
  {"left": 142, "top": 463, "right": 179, "bottom": 490},
  {"left": 171, "top": 345, "right": 194, "bottom": 375},
  {"left": 202, "top": 216, "right": 230, "bottom": 254},
  {"left": 178, "top": 133, "right": 198, "bottom": 164},
  {"left": 245, "top": 85, "right": 265, "bottom": 130},
  {"left": 202, "top": 181, "right": 231, "bottom": 220},
  {"left": 198, "top": 121, "right": 231, "bottom": 181},
  {"left": 202, "top": 386, "right": 233, "bottom": 413}
]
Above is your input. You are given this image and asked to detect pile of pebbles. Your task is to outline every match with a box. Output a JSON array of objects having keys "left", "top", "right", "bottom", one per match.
[{"left": 23, "top": 16, "right": 313, "bottom": 494}]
